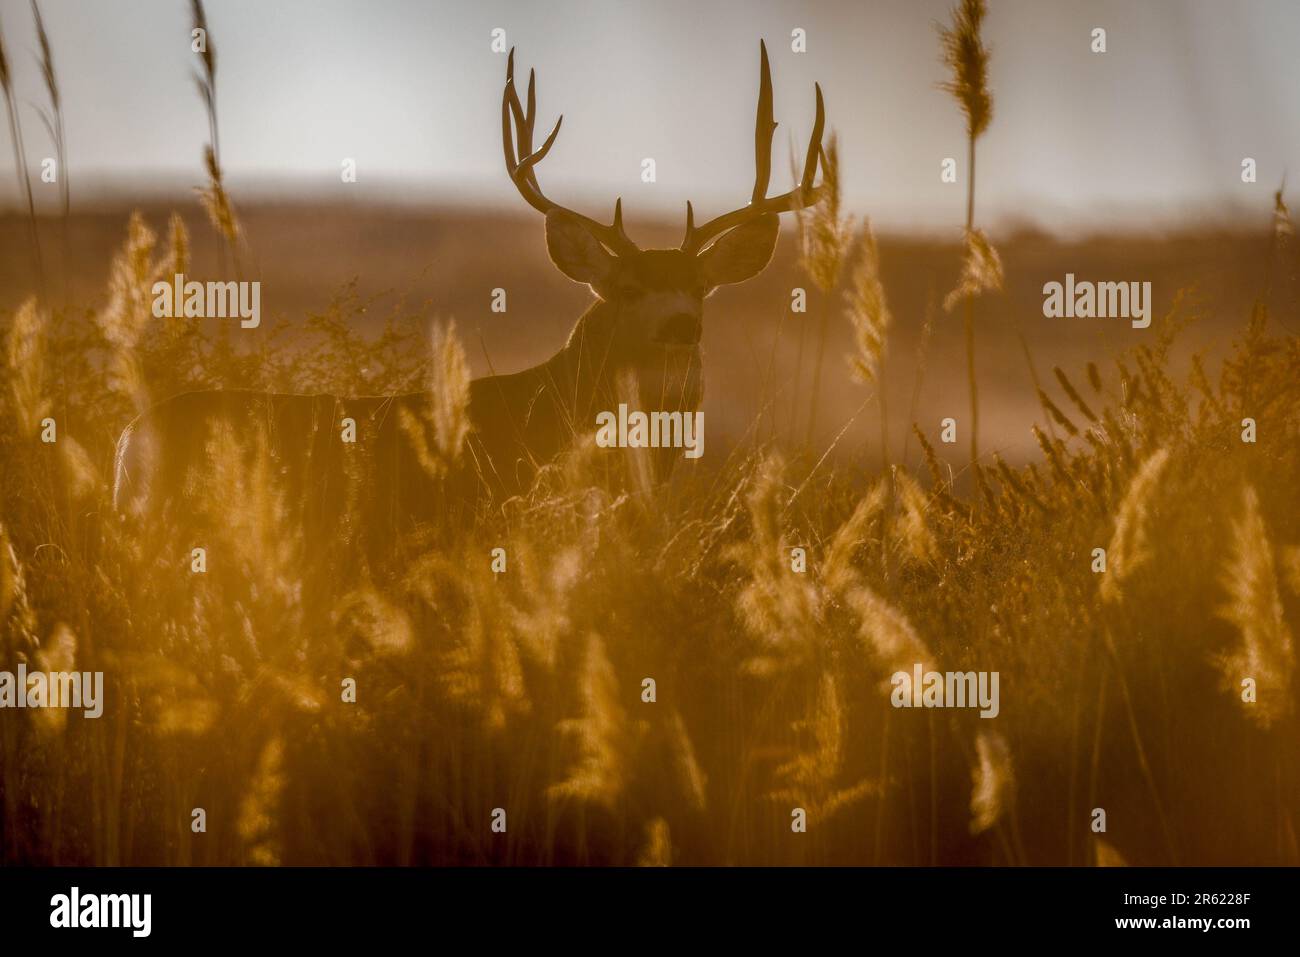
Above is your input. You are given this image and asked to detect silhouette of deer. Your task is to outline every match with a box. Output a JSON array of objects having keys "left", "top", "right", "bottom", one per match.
[{"left": 113, "top": 41, "right": 830, "bottom": 540}]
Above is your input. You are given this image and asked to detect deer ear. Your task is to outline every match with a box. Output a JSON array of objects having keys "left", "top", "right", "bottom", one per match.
[
  {"left": 699, "top": 214, "right": 780, "bottom": 289},
  {"left": 546, "top": 210, "right": 617, "bottom": 287}
]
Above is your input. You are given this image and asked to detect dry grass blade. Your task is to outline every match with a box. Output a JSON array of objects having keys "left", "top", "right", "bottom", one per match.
[
  {"left": 769, "top": 672, "right": 878, "bottom": 821},
  {"left": 637, "top": 818, "right": 672, "bottom": 866},
  {"left": 399, "top": 319, "right": 470, "bottom": 478},
  {"left": 796, "top": 135, "right": 851, "bottom": 293},
  {"left": 6, "top": 297, "right": 50, "bottom": 427},
  {"left": 938, "top": 0, "right": 993, "bottom": 139},
  {"left": 548, "top": 632, "right": 629, "bottom": 810},
  {"left": 844, "top": 220, "right": 892, "bottom": 386},
  {"left": 1274, "top": 184, "right": 1293, "bottom": 240},
  {"left": 196, "top": 144, "right": 240, "bottom": 246},
  {"left": 0, "top": 12, "right": 45, "bottom": 288},
  {"left": 847, "top": 584, "right": 930, "bottom": 679},
  {"left": 729, "top": 453, "right": 821, "bottom": 675},
  {"left": 970, "top": 729, "right": 1013, "bottom": 835},
  {"left": 823, "top": 479, "right": 887, "bottom": 594},
  {"left": 31, "top": 0, "right": 68, "bottom": 214},
  {"left": 891, "top": 468, "right": 938, "bottom": 564},
  {"left": 944, "top": 228, "right": 1003, "bottom": 312},
  {"left": 1100, "top": 448, "right": 1170, "bottom": 604},
  {"left": 1054, "top": 366, "right": 1098, "bottom": 422},
  {"left": 190, "top": 0, "right": 217, "bottom": 134},
  {"left": 189, "top": 0, "right": 242, "bottom": 260},
  {"left": 237, "top": 736, "right": 285, "bottom": 866},
  {"left": 1214, "top": 485, "right": 1294, "bottom": 728}
]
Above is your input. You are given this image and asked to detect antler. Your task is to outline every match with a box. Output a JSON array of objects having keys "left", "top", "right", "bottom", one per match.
[
  {"left": 502, "top": 49, "right": 638, "bottom": 255},
  {"left": 680, "top": 40, "right": 827, "bottom": 254}
]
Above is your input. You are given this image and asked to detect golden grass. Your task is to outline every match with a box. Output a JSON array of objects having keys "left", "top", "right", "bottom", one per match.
[
  {"left": 1215, "top": 485, "right": 1294, "bottom": 728},
  {"left": 943, "top": 228, "right": 1003, "bottom": 313},
  {"left": 399, "top": 320, "right": 471, "bottom": 479},
  {"left": 0, "top": 5, "right": 1296, "bottom": 864},
  {"left": 939, "top": 0, "right": 995, "bottom": 474},
  {"left": 0, "top": 227, "right": 1295, "bottom": 864},
  {"left": 937, "top": 0, "right": 993, "bottom": 140},
  {"left": 843, "top": 221, "right": 892, "bottom": 387}
]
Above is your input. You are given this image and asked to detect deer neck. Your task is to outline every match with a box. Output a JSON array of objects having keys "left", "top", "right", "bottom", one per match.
[{"left": 545, "top": 297, "right": 703, "bottom": 427}]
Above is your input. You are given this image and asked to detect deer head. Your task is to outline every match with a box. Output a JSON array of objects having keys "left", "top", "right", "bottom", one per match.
[{"left": 502, "top": 42, "right": 829, "bottom": 402}]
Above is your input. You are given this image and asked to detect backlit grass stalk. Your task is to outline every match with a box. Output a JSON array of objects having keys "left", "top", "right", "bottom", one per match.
[
  {"left": 1096, "top": 447, "right": 1180, "bottom": 861},
  {"left": 190, "top": 0, "right": 241, "bottom": 272},
  {"left": 939, "top": 0, "right": 993, "bottom": 476},
  {"left": 1264, "top": 179, "right": 1292, "bottom": 323},
  {"left": 1215, "top": 485, "right": 1294, "bottom": 729},
  {"left": 843, "top": 219, "right": 894, "bottom": 463},
  {"left": 30, "top": 1, "right": 67, "bottom": 217},
  {"left": 0, "top": 13, "right": 45, "bottom": 294},
  {"left": 798, "top": 137, "right": 851, "bottom": 447}
]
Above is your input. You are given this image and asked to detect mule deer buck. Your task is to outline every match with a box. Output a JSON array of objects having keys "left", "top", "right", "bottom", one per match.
[{"left": 113, "top": 42, "right": 830, "bottom": 541}]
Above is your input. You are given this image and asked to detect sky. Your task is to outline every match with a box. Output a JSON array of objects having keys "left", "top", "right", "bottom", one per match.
[{"left": 1, "top": 0, "right": 1298, "bottom": 234}]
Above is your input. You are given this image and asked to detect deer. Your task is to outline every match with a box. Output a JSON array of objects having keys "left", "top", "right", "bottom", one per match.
[{"left": 112, "top": 41, "right": 830, "bottom": 547}]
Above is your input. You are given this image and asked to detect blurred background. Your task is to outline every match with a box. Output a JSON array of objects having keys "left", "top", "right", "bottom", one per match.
[{"left": 3, "top": 0, "right": 1298, "bottom": 228}]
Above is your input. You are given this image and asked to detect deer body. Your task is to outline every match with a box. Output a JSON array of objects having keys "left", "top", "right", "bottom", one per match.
[
  {"left": 113, "top": 42, "right": 829, "bottom": 536},
  {"left": 112, "top": 288, "right": 707, "bottom": 522}
]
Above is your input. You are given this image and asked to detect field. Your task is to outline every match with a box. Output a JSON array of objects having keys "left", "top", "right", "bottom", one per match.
[
  {"left": 1, "top": 0, "right": 1297, "bottom": 868},
  {"left": 1, "top": 197, "right": 1297, "bottom": 866}
]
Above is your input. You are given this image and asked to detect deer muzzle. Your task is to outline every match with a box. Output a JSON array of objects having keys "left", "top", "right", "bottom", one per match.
[{"left": 654, "top": 313, "right": 703, "bottom": 346}]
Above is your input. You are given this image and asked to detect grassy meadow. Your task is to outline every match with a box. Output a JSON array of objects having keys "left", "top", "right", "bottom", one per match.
[
  {"left": 1, "top": 199, "right": 1297, "bottom": 865},
  {"left": 1, "top": 0, "right": 1298, "bottom": 867}
]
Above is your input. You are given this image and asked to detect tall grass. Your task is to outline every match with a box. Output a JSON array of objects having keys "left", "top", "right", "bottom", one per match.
[
  {"left": 797, "top": 137, "right": 852, "bottom": 446},
  {"left": 843, "top": 219, "right": 894, "bottom": 460},
  {"left": 30, "top": 0, "right": 67, "bottom": 218},
  {"left": 0, "top": 10, "right": 44, "bottom": 293},
  {"left": 3, "top": 217, "right": 1295, "bottom": 864},
  {"left": 938, "top": 0, "right": 995, "bottom": 477},
  {"left": 190, "top": 0, "right": 240, "bottom": 270},
  {"left": 0, "top": 8, "right": 1296, "bottom": 869}
]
